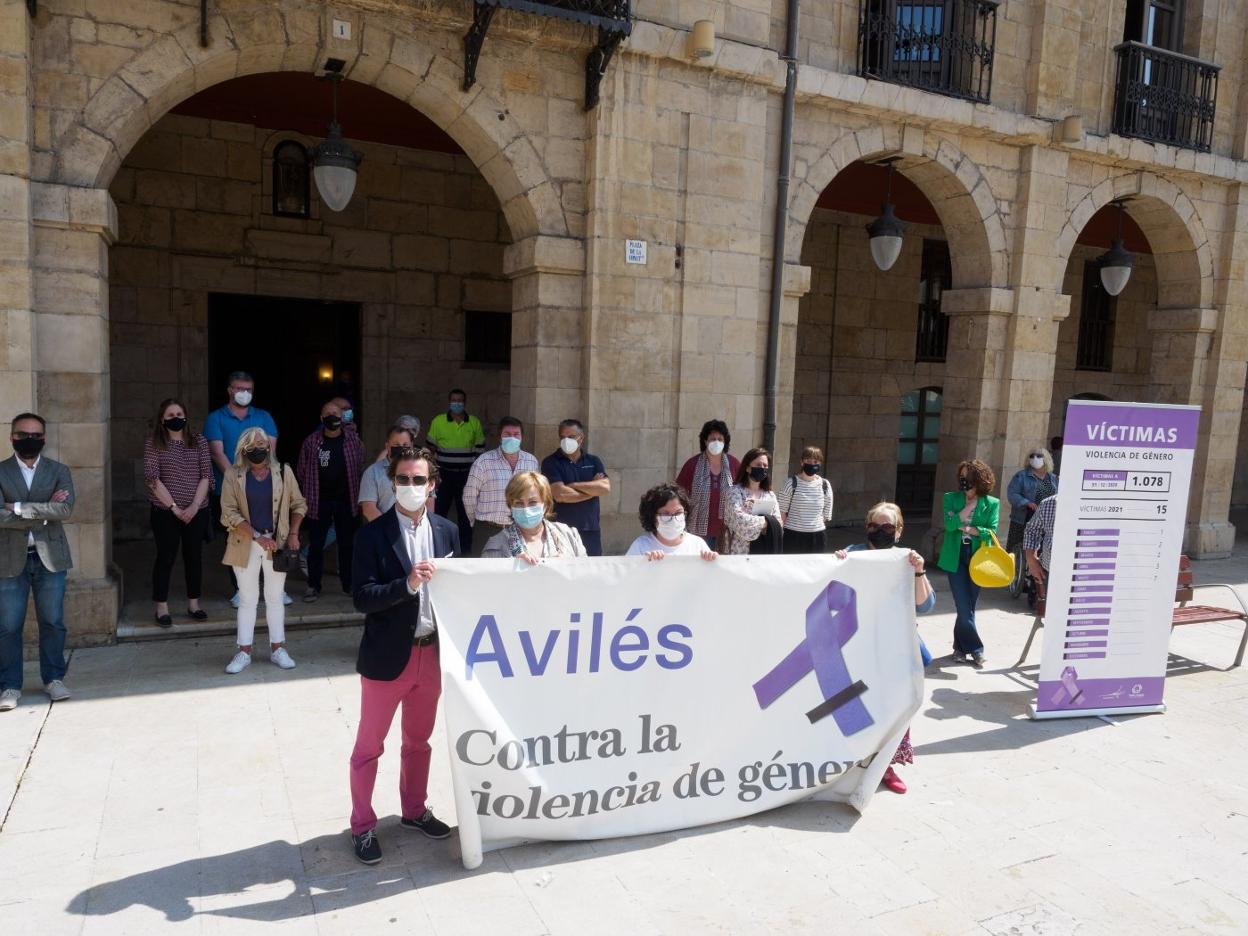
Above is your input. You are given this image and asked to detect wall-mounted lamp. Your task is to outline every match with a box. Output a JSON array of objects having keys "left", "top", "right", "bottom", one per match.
[
  {"left": 687, "top": 20, "right": 715, "bottom": 59},
  {"left": 318, "top": 364, "right": 334, "bottom": 384},
  {"left": 865, "top": 159, "right": 908, "bottom": 272},
  {"left": 1097, "top": 201, "right": 1134, "bottom": 297}
]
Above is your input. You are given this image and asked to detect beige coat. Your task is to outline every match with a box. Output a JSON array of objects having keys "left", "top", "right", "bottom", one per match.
[{"left": 219, "top": 462, "right": 307, "bottom": 568}]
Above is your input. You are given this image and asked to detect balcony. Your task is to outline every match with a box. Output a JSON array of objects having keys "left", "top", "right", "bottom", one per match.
[
  {"left": 1112, "top": 41, "right": 1219, "bottom": 152},
  {"left": 857, "top": 0, "right": 998, "bottom": 105}
]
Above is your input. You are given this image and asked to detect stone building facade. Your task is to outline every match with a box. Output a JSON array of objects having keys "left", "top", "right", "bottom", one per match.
[{"left": 3, "top": 0, "right": 1248, "bottom": 643}]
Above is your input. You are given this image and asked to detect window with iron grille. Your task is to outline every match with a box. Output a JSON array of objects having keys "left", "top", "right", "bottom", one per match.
[
  {"left": 464, "top": 309, "right": 511, "bottom": 367},
  {"left": 914, "top": 240, "right": 951, "bottom": 363},
  {"left": 1075, "top": 261, "right": 1116, "bottom": 372}
]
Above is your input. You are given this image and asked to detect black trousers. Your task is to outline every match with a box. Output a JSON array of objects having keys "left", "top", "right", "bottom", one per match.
[
  {"left": 434, "top": 468, "right": 473, "bottom": 554},
  {"left": 782, "top": 529, "right": 826, "bottom": 554},
  {"left": 307, "top": 498, "right": 357, "bottom": 592},
  {"left": 209, "top": 493, "right": 238, "bottom": 592},
  {"left": 151, "top": 506, "right": 208, "bottom": 602}
]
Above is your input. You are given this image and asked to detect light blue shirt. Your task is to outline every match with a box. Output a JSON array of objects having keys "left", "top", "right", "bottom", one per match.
[{"left": 203, "top": 405, "right": 278, "bottom": 493}]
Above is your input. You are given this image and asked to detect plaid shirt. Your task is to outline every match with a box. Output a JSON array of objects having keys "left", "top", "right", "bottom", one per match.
[
  {"left": 1022, "top": 495, "right": 1058, "bottom": 571},
  {"left": 463, "top": 447, "right": 540, "bottom": 525},
  {"left": 296, "top": 427, "right": 365, "bottom": 521}
]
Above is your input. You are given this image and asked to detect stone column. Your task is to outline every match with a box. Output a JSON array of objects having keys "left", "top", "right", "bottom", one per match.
[
  {"left": 1148, "top": 305, "right": 1241, "bottom": 557},
  {"left": 30, "top": 183, "right": 120, "bottom": 645},
  {"left": 770, "top": 262, "right": 811, "bottom": 475},
  {"left": 503, "top": 233, "right": 586, "bottom": 454}
]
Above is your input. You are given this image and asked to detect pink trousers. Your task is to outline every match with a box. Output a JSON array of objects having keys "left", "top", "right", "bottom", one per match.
[{"left": 349, "top": 643, "right": 441, "bottom": 835}]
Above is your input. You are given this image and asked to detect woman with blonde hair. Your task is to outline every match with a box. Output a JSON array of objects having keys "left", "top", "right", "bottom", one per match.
[
  {"left": 219, "top": 426, "right": 307, "bottom": 673},
  {"left": 836, "top": 501, "right": 935, "bottom": 794},
  {"left": 479, "top": 471, "right": 586, "bottom": 563}
]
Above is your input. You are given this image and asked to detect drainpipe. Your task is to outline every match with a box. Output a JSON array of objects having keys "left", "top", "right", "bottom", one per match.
[{"left": 763, "top": 0, "right": 800, "bottom": 455}]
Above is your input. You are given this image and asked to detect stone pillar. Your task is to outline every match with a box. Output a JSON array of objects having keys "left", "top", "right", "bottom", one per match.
[
  {"left": 1148, "top": 305, "right": 1241, "bottom": 557},
  {"left": 503, "top": 233, "right": 586, "bottom": 455},
  {"left": 771, "top": 262, "right": 811, "bottom": 475},
  {"left": 30, "top": 183, "right": 120, "bottom": 646},
  {"left": 936, "top": 286, "right": 1071, "bottom": 533}
]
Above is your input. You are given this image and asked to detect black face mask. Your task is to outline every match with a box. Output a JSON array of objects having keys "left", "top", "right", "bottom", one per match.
[
  {"left": 12, "top": 437, "right": 44, "bottom": 459},
  {"left": 245, "top": 449, "right": 269, "bottom": 465},
  {"left": 322, "top": 416, "right": 342, "bottom": 430},
  {"left": 866, "top": 527, "right": 896, "bottom": 549},
  {"left": 802, "top": 463, "right": 820, "bottom": 476},
  {"left": 958, "top": 478, "right": 972, "bottom": 492},
  {"left": 163, "top": 417, "right": 187, "bottom": 432},
  {"left": 749, "top": 466, "right": 769, "bottom": 483}
]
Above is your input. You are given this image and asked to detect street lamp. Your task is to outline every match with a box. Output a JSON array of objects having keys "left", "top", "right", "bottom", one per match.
[
  {"left": 310, "top": 71, "right": 362, "bottom": 213},
  {"left": 865, "top": 160, "right": 908, "bottom": 272},
  {"left": 1098, "top": 201, "right": 1135, "bottom": 297}
]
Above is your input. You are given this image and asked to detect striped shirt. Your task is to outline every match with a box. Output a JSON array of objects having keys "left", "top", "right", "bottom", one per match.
[
  {"left": 463, "top": 447, "right": 540, "bottom": 525},
  {"left": 143, "top": 435, "right": 213, "bottom": 509},
  {"left": 778, "top": 475, "right": 834, "bottom": 533},
  {"left": 426, "top": 413, "right": 485, "bottom": 472}
]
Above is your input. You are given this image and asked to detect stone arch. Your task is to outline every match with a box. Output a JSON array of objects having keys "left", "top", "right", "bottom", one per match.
[
  {"left": 1055, "top": 171, "right": 1212, "bottom": 308},
  {"left": 47, "top": 3, "right": 566, "bottom": 241},
  {"left": 789, "top": 126, "right": 1007, "bottom": 290}
]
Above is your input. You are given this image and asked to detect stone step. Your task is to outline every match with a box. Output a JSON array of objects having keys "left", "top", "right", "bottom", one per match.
[{"left": 117, "top": 609, "right": 364, "bottom": 641}]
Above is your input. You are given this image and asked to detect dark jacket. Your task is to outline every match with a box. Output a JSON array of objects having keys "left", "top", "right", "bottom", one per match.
[{"left": 351, "top": 505, "right": 460, "bottom": 681}]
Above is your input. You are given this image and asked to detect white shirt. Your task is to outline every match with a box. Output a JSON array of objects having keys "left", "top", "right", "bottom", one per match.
[
  {"left": 398, "top": 508, "right": 437, "bottom": 637},
  {"left": 15, "top": 456, "right": 39, "bottom": 546},
  {"left": 626, "top": 532, "right": 710, "bottom": 556},
  {"left": 749, "top": 491, "right": 778, "bottom": 516}
]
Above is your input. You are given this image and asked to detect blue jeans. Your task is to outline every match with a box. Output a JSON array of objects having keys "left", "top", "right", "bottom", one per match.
[
  {"left": 945, "top": 542, "right": 984, "bottom": 655},
  {"left": 0, "top": 552, "right": 68, "bottom": 691}
]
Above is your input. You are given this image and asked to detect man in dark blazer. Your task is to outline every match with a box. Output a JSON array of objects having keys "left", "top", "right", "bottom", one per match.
[
  {"left": 0, "top": 413, "right": 75, "bottom": 711},
  {"left": 348, "top": 446, "right": 460, "bottom": 865}
]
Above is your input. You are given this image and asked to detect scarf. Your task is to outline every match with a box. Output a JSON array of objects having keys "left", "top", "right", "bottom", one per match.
[
  {"left": 690, "top": 453, "right": 733, "bottom": 536},
  {"left": 503, "top": 520, "right": 578, "bottom": 559}
]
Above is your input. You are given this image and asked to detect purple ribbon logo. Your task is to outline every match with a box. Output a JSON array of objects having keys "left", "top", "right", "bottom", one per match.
[
  {"left": 1050, "top": 665, "right": 1085, "bottom": 706},
  {"left": 752, "top": 580, "right": 873, "bottom": 736}
]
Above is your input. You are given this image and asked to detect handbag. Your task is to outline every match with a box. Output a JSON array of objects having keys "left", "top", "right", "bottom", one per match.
[
  {"left": 271, "top": 547, "right": 300, "bottom": 573},
  {"left": 969, "top": 529, "right": 1014, "bottom": 588}
]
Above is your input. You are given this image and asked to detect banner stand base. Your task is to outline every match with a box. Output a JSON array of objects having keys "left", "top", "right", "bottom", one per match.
[{"left": 1029, "top": 703, "right": 1166, "bottom": 720}]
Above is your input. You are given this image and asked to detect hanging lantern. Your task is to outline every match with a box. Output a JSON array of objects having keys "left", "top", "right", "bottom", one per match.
[
  {"left": 865, "top": 161, "right": 908, "bottom": 272},
  {"left": 310, "top": 72, "right": 362, "bottom": 213},
  {"left": 1097, "top": 201, "right": 1135, "bottom": 297}
]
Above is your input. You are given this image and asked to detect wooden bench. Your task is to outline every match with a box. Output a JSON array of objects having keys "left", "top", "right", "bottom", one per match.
[{"left": 1015, "top": 555, "right": 1248, "bottom": 669}]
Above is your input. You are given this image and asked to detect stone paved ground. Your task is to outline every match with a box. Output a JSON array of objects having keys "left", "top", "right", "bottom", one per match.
[{"left": 2, "top": 556, "right": 1247, "bottom": 936}]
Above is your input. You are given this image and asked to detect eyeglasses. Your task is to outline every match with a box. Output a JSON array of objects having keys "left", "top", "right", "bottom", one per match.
[
  {"left": 657, "top": 511, "right": 686, "bottom": 519},
  {"left": 395, "top": 474, "right": 429, "bottom": 486},
  {"left": 866, "top": 523, "right": 896, "bottom": 535},
  {"left": 1029, "top": 452, "right": 1045, "bottom": 459},
  {"left": 12, "top": 432, "right": 44, "bottom": 441}
]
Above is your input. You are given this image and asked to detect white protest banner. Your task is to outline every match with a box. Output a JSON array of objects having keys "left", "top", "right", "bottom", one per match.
[
  {"left": 429, "top": 550, "right": 923, "bottom": 869},
  {"left": 1034, "top": 400, "right": 1200, "bottom": 718}
]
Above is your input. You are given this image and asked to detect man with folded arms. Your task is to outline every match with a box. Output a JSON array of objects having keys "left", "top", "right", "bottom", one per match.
[
  {"left": 0, "top": 414, "right": 75, "bottom": 711},
  {"left": 348, "top": 447, "right": 460, "bottom": 864}
]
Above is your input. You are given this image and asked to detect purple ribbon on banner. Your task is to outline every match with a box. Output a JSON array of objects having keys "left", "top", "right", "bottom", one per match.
[{"left": 752, "top": 581, "right": 873, "bottom": 736}]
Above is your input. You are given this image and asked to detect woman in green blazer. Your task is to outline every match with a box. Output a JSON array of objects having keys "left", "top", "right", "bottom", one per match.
[{"left": 937, "top": 459, "right": 1000, "bottom": 667}]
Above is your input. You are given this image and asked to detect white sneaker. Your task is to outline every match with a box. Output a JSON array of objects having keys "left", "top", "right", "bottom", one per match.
[
  {"left": 229, "top": 591, "right": 241, "bottom": 609},
  {"left": 225, "top": 650, "right": 252, "bottom": 674},
  {"left": 270, "top": 647, "right": 296, "bottom": 669},
  {"left": 281, "top": 591, "right": 293, "bottom": 607},
  {"left": 0, "top": 689, "right": 19, "bottom": 711},
  {"left": 44, "top": 680, "right": 71, "bottom": 702}
]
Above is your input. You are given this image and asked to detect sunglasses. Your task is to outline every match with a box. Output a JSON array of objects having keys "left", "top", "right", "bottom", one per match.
[
  {"left": 866, "top": 523, "right": 897, "bottom": 534},
  {"left": 1029, "top": 452, "right": 1045, "bottom": 458},
  {"left": 395, "top": 474, "right": 429, "bottom": 486},
  {"left": 12, "top": 432, "right": 44, "bottom": 440}
]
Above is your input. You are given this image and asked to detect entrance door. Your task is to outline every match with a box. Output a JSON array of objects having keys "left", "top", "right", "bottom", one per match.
[
  {"left": 895, "top": 386, "right": 942, "bottom": 512},
  {"left": 208, "top": 295, "right": 361, "bottom": 466}
]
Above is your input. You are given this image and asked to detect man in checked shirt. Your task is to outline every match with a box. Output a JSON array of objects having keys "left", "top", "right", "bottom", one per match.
[{"left": 463, "top": 416, "right": 539, "bottom": 555}]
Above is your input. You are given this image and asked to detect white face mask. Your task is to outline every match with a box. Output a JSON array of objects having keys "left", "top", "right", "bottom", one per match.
[
  {"left": 233, "top": 390, "right": 253, "bottom": 407},
  {"left": 395, "top": 484, "right": 428, "bottom": 512},
  {"left": 560, "top": 437, "right": 580, "bottom": 455},
  {"left": 706, "top": 440, "right": 725, "bottom": 456},
  {"left": 1029, "top": 456, "right": 1045, "bottom": 469},
  {"left": 656, "top": 515, "right": 686, "bottom": 538}
]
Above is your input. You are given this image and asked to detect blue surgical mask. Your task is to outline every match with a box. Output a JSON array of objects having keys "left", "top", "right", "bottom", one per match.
[
  {"left": 449, "top": 402, "right": 466, "bottom": 414},
  {"left": 500, "top": 436, "right": 521, "bottom": 455},
  {"left": 511, "top": 504, "right": 545, "bottom": 530},
  {"left": 342, "top": 409, "right": 353, "bottom": 424}
]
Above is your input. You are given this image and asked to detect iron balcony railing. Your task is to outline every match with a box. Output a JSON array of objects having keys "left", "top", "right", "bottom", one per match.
[
  {"left": 1112, "top": 41, "right": 1219, "bottom": 152},
  {"left": 858, "top": 0, "right": 998, "bottom": 105}
]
